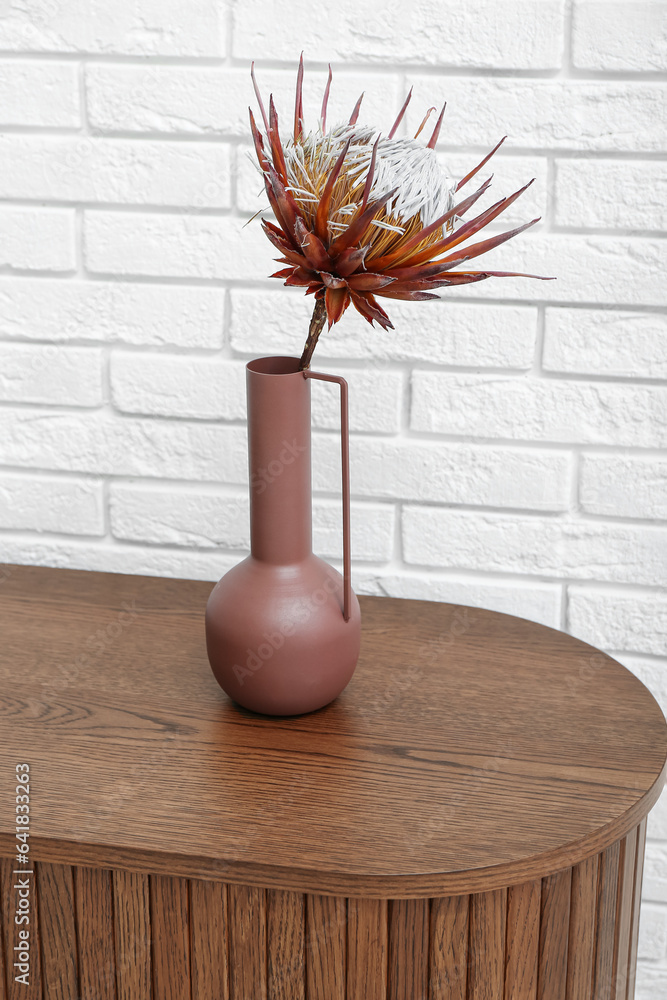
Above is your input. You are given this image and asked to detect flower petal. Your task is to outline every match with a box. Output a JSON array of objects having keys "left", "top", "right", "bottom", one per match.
[
  {"left": 314, "top": 137, "right": 352, "bottom": 243},
  {"left": 388, "top": 87, "right": 413, "bottom": 139},
  {"left": 285, "top": 267, "right": 317, "bottom": 286},
  {"left": 377, "top": 289, "right": 441, "bottom": 301},
  {"left": 383, "top": 256, "right": 469, "bottom": 281},
  {"left": 436, "top": 217, "right": 541, "bottom": 265},
  {"left": 268, "top": 94, "right": 289, "bottom": 183},
  {"left": 294, "top": 52, "right": 304, "bottom": 141},
  {"left": 456, "top": 136, "right": 506, "bottom": 191},
  {"left": 346, "top": 272, "right": 396, "bottom": 291},
  {"left": 324, "top": 286, "right": 351, "bottom": 327},
  {"left": 350, "top": 291, "right": 394, "bottom": 329},
  {"left": 349, "top": 92, "right": 364, "bottom": 125},
  {"left": 295, "top": 217, "right": 332, "bottom": 271},
  {"left": 320, "top": 272, "right": 348, "bottom": 289},
  {"left": 328, "top": 188, "right": 399, "bottom": 256},
  {"left": 334, "top": 246, "right": 369, "bottom": 277}
]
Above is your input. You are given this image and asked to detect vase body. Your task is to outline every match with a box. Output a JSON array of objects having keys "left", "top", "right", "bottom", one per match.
[{"left": 205, "top": 355, "right": 361, "bottom": 716}]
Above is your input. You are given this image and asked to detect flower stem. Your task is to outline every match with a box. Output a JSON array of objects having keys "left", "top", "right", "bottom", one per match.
[{"left": 298, "top": 298, "right": 327, "bottom": 371}]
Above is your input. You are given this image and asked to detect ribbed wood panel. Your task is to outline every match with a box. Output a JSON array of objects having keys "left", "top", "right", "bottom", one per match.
[
  {"left": 112, "top": 868, "right": 151, "bottom": 1000},
  {"left": 566, "top": 854, "right": 598, "bottom": 1000},
  {"left": 505, "top": 879, "right": 540, "bottom": 1000},
  {"left": 75, "top": 867, "right": 115, "bottom": 1000},
  {"left": 306, "top": 893, "right": 346, "bottom": 1000},
  {"left": 347, "top": 898, "right": 388, "bottom": 1000},
  {"left": 611, "top": 829, "right": 638, "bottom": 1000},
  {"left": 266, "top": 889, "right": 304, "bottom": 1000},
  {"left": 388, "top": 898, "right": 429, "bottom": 1000},
  {"left": 538, "top": 868, "right": 571, "bottom": 1000},
  {"left": 36, "top": 863, "right": 77, "bottom": 1000},
  {"left": 430, "top": 892, "right": 469, "bottom": 1000},
  {"left": 190, "top": 878, "right": 229, "bottom": 1000},
  {"left": 0, "top": 823, "right": 652, "bottom": 999}
]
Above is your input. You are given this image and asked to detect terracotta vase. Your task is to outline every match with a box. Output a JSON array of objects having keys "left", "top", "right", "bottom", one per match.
[{"left": 205, "top": 355, "right": 362, "bottom": 716}]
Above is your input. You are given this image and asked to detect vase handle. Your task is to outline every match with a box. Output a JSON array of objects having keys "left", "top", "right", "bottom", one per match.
[{"left": 303, "top": 369, "right": 352, "bottom": 623}]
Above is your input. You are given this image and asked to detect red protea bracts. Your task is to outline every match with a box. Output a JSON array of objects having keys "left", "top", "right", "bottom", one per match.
[{"left": 249, "top": 56, "right": 554, "bottom": 369}]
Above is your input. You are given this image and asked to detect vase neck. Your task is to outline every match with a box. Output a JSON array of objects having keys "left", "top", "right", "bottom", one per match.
[{"left": 247, "top": 358, "right": 312, "bottom": 564}]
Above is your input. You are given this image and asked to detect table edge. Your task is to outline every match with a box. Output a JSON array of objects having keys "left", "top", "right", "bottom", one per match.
[{"left": 2, "top": 754, "right": 664, "bottom": 900}]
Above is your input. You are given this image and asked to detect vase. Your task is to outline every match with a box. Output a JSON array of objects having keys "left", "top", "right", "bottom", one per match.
[{"left": 205, "top": 355, "right": 362, "bottom": 716}]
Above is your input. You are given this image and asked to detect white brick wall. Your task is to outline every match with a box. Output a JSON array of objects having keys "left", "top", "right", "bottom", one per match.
[{"left": 0, "top": 2, "right": 665, "bottom": 986}]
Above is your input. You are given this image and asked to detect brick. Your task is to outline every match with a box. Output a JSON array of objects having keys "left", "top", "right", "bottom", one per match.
[
  {"left": 311, "top": 436, "right": 571, "bottom": 512},
  {"left": 0, "top": 343, "right": 103, "bottom": 406},
  {"left": 580, "top": 454, "right": 667, "bottom": 520},
  {"left": 0, "top": 535, "right": 240, "bottom": 583},
  {"left": 405, "top": 77, "right": 667, "bottom": 152},
  {"left": 84, "top": 211, "right": 272, "bottom": 280},
  {"left": 615, "top": 655, "right": 667, "bottom": 716},
  {"left": 412, "top": 233, "right": 666, "bottom": 307},
  {"left": 441, "top": 152, "right": 548, "bottom": 227},
  {"left": 543, "top": 308, "right": 667, "bottom": 379},
  {"left": 0, "top": 0, "right": 224, "bottom": 56},
  {"left": 572, "top": 0, "right": 667, "bottom": 71},
  {"left": 555, "top": 159, "right": 667, "bottom": 231},
  {"left": 87, "top": 65, "right": 399, "bottom": 137},
  {"left": 638, "top": 905, "right": 667, "bottom": 962},
  {"left": 0, "top": 208, "right": 75, "bottom": 272},
  {"left": 110, "top": 484, "right": 249, "bottom": 548},
  {"left": 0, "top": 407, "right": 248, "bottom": 482},
  {"left": 310, "top": 368, "right": 403, "bottom": 434},
  {"left": 644, "top": 843, "right": 667, "bottom": 902},
  {"left": 410, "top": 372, "right": 667, "bottom": 447},
  {"left": 314, "top": 499, "right": 395, "bottom": 563},
  {"left": 402, "top": 508, "right": 667, "bottom": 586},
  {"left": 568, "top": 586, "right": 667, "bottom": 655},
  {"left": 635, "top": 965, "right": 667, "bottom": 1000},
  {"left": 621, "top": 655, "right": 667, "bottom": 842},
  {"left": 233, "top": 1, "right": 565, "bottom": 69},
  {"left": 351, "top": 571, "right": 562, "bottom": 628},
  {"left": 0, "top": 135, "right": 231, "bottom": 208},
  {"left": 0, "top": 60, "right": 79, "bottom": 126},
  {"left": 0, "top": 278, "right": 224, "bottom": 348},
  {"left": 230, "top": 289, "right": 538, "bottom": 369},
  {"left": 110, "top": 483, "right": 394, "bottom": 562},
  {"left": 0, "top": 473, "right": 103, "bottom": 535},
  {"left": 111, "top": 353, "right": 247, "bottom": 421},
  {"left": 110, "top": 352, "right": 403, "bottom": 433}
]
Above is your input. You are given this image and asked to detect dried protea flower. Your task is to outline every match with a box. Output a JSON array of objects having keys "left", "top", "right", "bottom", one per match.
[{"left": 249, "top": 56, "right": 553, "bottom": 370}]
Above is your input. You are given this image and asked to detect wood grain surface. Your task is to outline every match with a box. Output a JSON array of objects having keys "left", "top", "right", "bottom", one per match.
[{"left": 0, "top": 564, "right": 664, "bottom": 898}]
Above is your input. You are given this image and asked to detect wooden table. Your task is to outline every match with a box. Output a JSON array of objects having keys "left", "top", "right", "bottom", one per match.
[{"left": 0, "top": 564, "right": 665, "bottom": 1000}]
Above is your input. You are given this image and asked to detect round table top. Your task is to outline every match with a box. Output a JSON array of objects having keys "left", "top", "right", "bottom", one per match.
[{"left": 0, "top": 565, "right": 665, "bottom": 897}]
